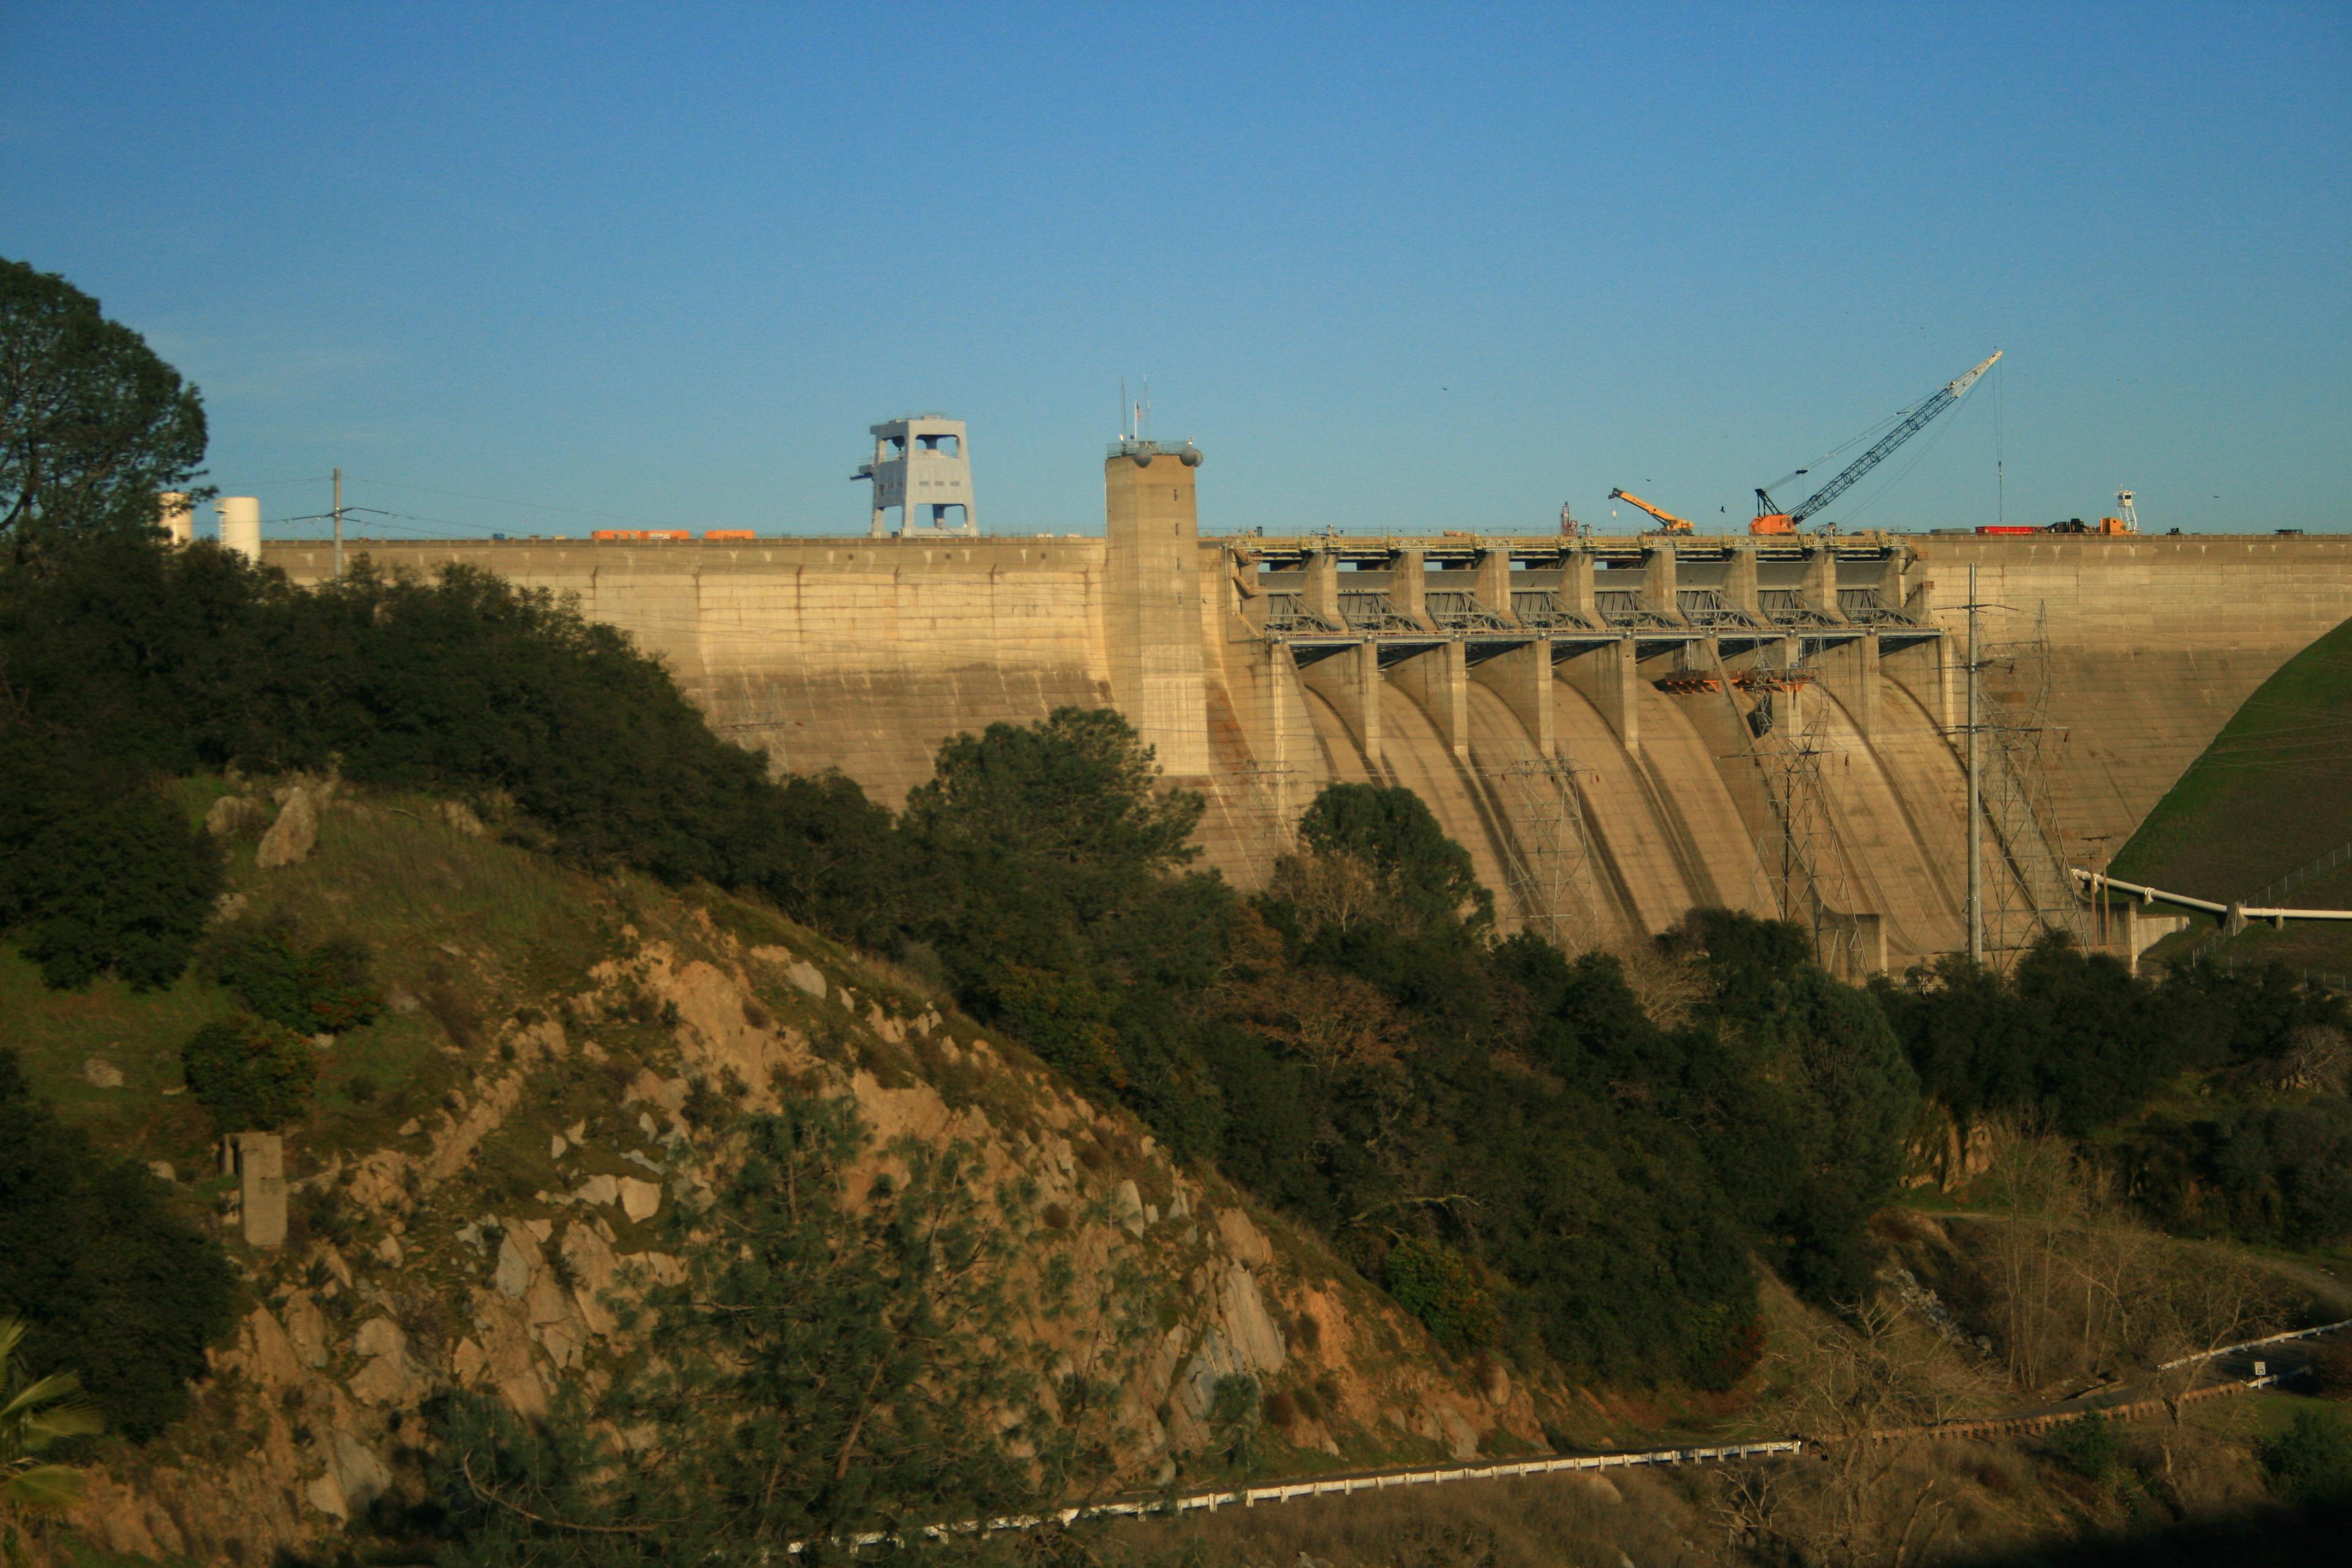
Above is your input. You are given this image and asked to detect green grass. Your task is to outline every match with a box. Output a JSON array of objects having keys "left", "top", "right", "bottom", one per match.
[
  {"left": 1, "top": 785, "right": 636, "bottom": 1167},
  {"left": 2114, "top": 614, "right": 2352, "bottom": 902},
  {"left": 0, "top": 943, "right": 228, "bottom": 1170}
]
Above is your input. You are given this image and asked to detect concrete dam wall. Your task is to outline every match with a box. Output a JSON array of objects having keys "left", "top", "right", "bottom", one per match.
[{"left": 265, "top": 458, "right": 2352, "bottom": 972}]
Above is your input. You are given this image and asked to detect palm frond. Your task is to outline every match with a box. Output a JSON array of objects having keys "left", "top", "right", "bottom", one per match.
[{"left": 2, "top": 1461, "right": 88, "bottom": 1513}]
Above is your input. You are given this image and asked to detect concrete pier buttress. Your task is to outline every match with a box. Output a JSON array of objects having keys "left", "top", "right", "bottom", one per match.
[
  {"left": 1468, "top": 641, "right": 1556, "bottom": 759},
  {"left": 1817, "top": 635, "right": 1881, "bottom": 738},
  {"left": 1302, "top": 643, "right": 1383, "bottom": 760},
  {"left": 1560, "top": 641, "right": 1642, "bottom": 754},
  {"left": 265, "top": 527, "right": 2352, "bottom": 968},
  {"left": 1391, "top": 643, "right": 1469, "bottom": 758}
]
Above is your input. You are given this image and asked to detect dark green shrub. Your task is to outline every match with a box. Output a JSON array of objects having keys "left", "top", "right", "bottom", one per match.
[
  {"left": 0, "top": 1050, "right": 234, "bottom": 1439},
  {"left": 2261, "top": 1405, "right": 2352, "bottom": 1506},
  {"left": 2044, "top": 1411, "right": 2123, "bottom": 1483},
  {"left": 1384, "top": 1237, "right": 1502, "bottom": 1354},
  {"left": 206, "top": 926, "right": 380, "bottom": 1034},
  {"left": 0, "top": 734, "right": 219, "bottom": 991},
  {"left": 182, "top": 1012, "right": 316, "bottom": 1131}
]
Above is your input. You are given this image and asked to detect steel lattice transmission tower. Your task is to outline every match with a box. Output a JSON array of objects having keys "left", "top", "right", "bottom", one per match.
[{"left": 1477, "top": 754, "right": 1605, "bottom": 951}]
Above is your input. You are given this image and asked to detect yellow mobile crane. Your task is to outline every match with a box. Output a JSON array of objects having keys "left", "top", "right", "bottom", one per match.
[{"left": 1608, "top": 488, "right": 1694, "bottom": 534}]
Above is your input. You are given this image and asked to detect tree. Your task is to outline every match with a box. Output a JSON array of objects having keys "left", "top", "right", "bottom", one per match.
[
  {"left": 1, "top": 258, "right": 206, "bottom": 557},
  {"left": 0, "top": 1315, "right": 102, "bottom": 1566},
  {"left": 0, "top": 733, "right": 221, "bottom": 991},
  {"left": 181, "top": 1014, "right": 317, "bottom": 1132},
  {"left": 435, "top": 1097, "right": 1099, "bottom": 1564},
  {"left": 0, "top": 1053, "right": 235, "bottom": 1439},
  {"left": 899, "top": 708, "right": 1230, "bottom": 1093},
  {"left": 203, "top": 925, "right": 380, "bottom": 1035},
  {"left": 1291, "top": 783, "right": 1491, "bottom": 940}
]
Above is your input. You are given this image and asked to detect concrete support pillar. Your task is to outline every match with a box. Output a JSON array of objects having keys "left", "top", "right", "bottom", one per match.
[
  {"left": 1902, "top": 557, "right": 1935, "bottom": 620},
  {"left": 224, "top": 1133, "right": 287, "bottom": 1248},
  {"left": 1105, "top": 452, "right": 1211, "bottom": 775},
  {"left": 1304, "top": 550, "right": 1340, "bottom": 624},
  {"left": 1724, "top": 548, "right": 1762, "bottom": 618},
  {"left": 1562, "top": 640, "right": 1640, "bottom": 754},
  {"left": 1883, "top": 635, "right": 1953, "bottom": 731},
  {"left": 1559, "top": 552, "right": 1599, "bottom": 621},
  {"left": 1302, "top": 643, "right": 1381, "bottom": 761},
  {"left": 1391, "top": 642, "right": 1470, "bottom": 760},
  {"left": 1873, "top": 551, "right": 1905, "bottom": 608},
  {"left": 1473, "top": 549, "right": 1515, "bottom": 619},
  {"left": 1804, "top": 545, "right": 1845, "bottom": 620},
  {"left": 1254, "top": 642, "right": 1309, "bottom": 827},
  {"left": 1643, "top": 545, "right": 1680, "bottom": 617},
  {"left": 1469, "top": 639, "right": 1555, "bottom": 757},
  {"left": 1390, "top": 549, "right": 1428, "bottom": 627},
  {"left": 1817, "top": 633, "right": 1881, "bottom": 737}
]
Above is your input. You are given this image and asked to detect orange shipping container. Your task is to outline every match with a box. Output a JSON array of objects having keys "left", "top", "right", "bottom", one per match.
[{"left": 704, "top": 530, "right": 756, "bottom": 541}]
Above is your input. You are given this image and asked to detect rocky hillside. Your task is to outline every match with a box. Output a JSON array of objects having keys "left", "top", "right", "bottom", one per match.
[{"left": 15, "top": 775, "right": 1551, "bottom": 1563}]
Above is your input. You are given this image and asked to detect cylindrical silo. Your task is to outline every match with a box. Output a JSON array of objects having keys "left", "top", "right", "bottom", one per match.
[
  {"left": 158, "top": 491, "right": 193, "bottom": 545},
  {"left": 217, "top": 496, "right": 261, "bottom": 562}
]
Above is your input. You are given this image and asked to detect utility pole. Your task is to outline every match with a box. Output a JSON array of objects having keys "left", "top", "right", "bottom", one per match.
[
  {"left": 332, "top": 467, "right": 344, "bottom": 582},
  {"left": 1967, "top": 562, "right": 1983, "bottom": 965}
]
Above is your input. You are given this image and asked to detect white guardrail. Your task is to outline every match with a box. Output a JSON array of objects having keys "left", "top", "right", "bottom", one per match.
[
  {"left": 788, "top": 1440, "right": 1804, "bottom": 1553},
  {"left": 789, "top": 1318, "right": 2352, "bottom": 1554},
  {"left": 2158, "top": 1316, "right": 2352, "bottom": 1372}
]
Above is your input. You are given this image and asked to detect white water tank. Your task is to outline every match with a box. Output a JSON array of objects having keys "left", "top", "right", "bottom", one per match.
[
  {"left": 217, "top": 496, "right": 261, "bottom": 562},
  {"left": 158, "top": 491, "right": 193, "bottom": 545}
]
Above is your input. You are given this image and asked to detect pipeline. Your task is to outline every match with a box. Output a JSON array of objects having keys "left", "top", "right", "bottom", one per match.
[{"left": 2071, "top": 868, "right": 2352, "bottom": 924}]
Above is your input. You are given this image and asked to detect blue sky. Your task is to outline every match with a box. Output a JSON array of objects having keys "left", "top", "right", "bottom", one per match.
[{"left": 4, "top": 2, "right": 2345, "bottom": 540}]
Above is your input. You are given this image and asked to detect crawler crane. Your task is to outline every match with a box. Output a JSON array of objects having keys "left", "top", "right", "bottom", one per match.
[{"left": 1750, "top": 350, "right": 2001, "bottom": 535}]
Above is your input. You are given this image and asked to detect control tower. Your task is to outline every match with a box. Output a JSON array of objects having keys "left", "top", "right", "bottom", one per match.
[{"left": 856, "top": 415, "right": 978, "bottom": 538}]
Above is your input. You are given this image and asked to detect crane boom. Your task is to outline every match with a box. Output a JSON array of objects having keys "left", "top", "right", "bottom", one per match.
[
  {"left": 1608, "top": 488, "right": 1694, "bottom": 534},
  {"left": 1752, "top": 350, "right": 2001, "bottom": 534}
]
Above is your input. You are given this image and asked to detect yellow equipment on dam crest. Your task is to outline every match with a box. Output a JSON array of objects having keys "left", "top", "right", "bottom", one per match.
[{"left": 263, "top": 458, "right": 2352, "bottom": 978}]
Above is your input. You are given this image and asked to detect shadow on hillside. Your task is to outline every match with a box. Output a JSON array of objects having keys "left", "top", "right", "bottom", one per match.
[{"left": 1953, "top": 1498, "right": 2352, "bottom": 1567}]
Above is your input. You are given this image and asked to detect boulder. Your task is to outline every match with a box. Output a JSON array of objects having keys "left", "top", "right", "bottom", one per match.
[
  {"left": 617, "top": 1177, "right": 662, "bottom": 1223},
  {"left": 573, "top": 1174, "right": 621, "bottom": 1208},
  {"left": 1216, "top": 1206, "right": 1275, "bottom": 1268},
  {"left": 255, "top": 786, "right": 319, "bottom": 869},
  {"left": 353, "top": 1317, "right": 405, "bottom": 1359},
  {"left": 493, "top": 1230, "right": 536, "bottom": 1298},
  {"left": 328, "top": 1430, "right": 391, "bottom": 1515},
  {"left": 204, "top": 794, "right": 270, "bottom": 839},
  {"left": 81, "top": 1058, "right": 123, "bottom": 1089},
  {"left": 1215, "top": 1264, "right": 1287, "bottom": 1376}
]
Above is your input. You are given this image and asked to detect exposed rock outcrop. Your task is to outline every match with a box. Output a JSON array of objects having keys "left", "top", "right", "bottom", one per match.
[{"left": 60, "top": 913, "right": 1537, "bottom": 1564}]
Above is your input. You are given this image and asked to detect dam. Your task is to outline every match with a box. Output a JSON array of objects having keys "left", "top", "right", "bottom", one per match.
[{"left": 263, "top": 445, "right": 2352, "bottom": 973}]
